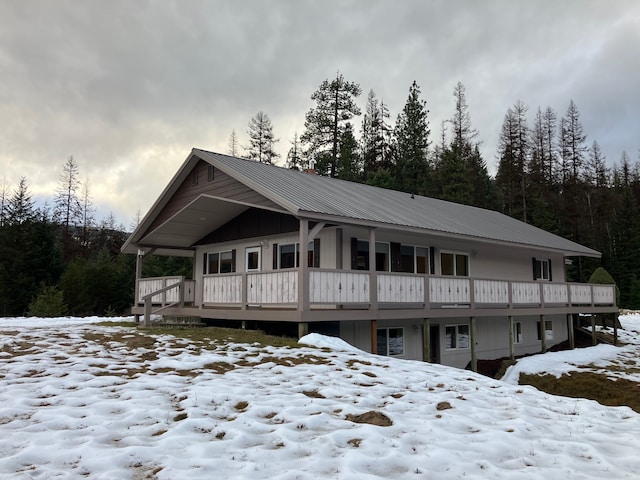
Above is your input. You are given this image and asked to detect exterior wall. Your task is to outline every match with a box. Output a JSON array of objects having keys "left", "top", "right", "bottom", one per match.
[
  {"left": 340, "top": 314, "right": 569, "bottom": 370},
  {"left": 340, "top": 226, "right": 565, "bottom": 282}
]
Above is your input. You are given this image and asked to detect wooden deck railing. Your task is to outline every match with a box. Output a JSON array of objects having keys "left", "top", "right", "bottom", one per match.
[{"left": 191, "top": 270, "right": 617, "bottom": 310}]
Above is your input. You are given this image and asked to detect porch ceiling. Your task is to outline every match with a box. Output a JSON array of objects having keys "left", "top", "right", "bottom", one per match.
[{"left": 137, "top": 195, "right": 249, "bottom": 250}]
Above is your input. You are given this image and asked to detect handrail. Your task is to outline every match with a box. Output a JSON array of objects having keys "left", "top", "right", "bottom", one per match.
[{"left": 141, "top": 280, "right": 187, "bottom": 327}]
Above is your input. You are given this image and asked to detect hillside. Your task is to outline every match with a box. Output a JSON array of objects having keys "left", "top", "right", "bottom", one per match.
[{"left": 1, "top": 315, "right": 639, "bottom": 479}]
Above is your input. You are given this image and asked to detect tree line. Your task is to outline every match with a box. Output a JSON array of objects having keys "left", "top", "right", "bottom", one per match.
[
  {"left": 2, "top": 74, "right": 638, "bottom": 315},
  {"left": 0, "top": 157, "right": 189, "bottom": 317},
  {"left": 233, "top": 74, "right": 640, "bottom": 308}
]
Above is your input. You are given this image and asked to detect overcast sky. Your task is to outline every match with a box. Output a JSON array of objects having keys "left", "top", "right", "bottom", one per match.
[{"left": 2, "top": 1, "right": 639, "bottom": 227}]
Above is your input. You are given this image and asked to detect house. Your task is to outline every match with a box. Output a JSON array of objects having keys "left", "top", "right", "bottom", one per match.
[{"left": 122, "top": 148, "right": 617, "bottom": 370}]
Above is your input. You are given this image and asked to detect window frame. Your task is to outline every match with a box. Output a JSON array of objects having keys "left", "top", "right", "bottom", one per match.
[
  {"left": 537, "top": 320, "right": 554, "bottom": 341},
  {"left": 533, "top": 258, "right": 551, "bottom": 281},
  {"left": 440, "top": 251, "right": 470, "bottom": 276},
  {"left": 376, "top": 327, "right": 404, "bottom": 356},
  {"left": 277, "top": 242, "right": 315, "bottom": 269},
  {"left": 514, "top": 321, "right": 523, "bottom": 344},
  {"left": 245, "top": 246, "right": 261, "bottom": 272},
  {"left": 205, "top": 249, "right": 235, "bottom": 274},
  {"left": 445, "top": 324, "right": 470, "bottom": 350}
]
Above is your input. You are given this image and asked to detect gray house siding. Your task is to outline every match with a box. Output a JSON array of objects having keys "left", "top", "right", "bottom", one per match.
[{"left": 340, "top": 314, "right": 568, "bottom": 369}]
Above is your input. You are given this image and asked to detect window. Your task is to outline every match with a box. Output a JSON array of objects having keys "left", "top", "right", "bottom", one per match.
[
  {"left": 353, "top": 240, "right": 390, "bottom": 271},
  {"left": 537, "top": 320, "right": 553, "bottom": 341},
  {"left": 191, "top": 169, "right": 199, "bottom": 186},
  {"left": 246, "top": 246, "right": 260, "bottom": 272},
  {"left": 207, "top": 165, "right": 215, "bottom": 181},
  {"left": 533, "top": 258, "right": 551, "bottom": 281},
  {"left": 445, "top": 324, "right": 470, "bottom": 350},
  {"left": 375, "top": 242, "right": 390, "bottom": 272},
  {"left": 441, "top": 252, "right": 469, "bottom": 276},
  {"left": 416, "top": 247, "right": 429, "bottom": 274},
  {"left": 355, "top": 239, "right": 369, "bottom": 270},
  {"left": 278, "top": 242, "right": 314, "bottom": 269},
  {"left": 514, "top": 321, "right": 523, "bottom": 344},
  {"left": 376, "top": 328, "right": 404, "bottom": 356},
  {"left": 206, "top": 250, "right": 234, "bottom": 274}
]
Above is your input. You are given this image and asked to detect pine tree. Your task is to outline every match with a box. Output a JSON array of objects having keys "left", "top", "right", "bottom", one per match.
[
  {"left": 6, "top": 177, "right": 36, "bottom": 225},
  {"left": 0, "top": 177, "right": 9, "bottom": 227},
  {"left": 246, "top": 111, "right": 280, "bottom": 164},
  {"left": 495, "top": 101, "right": 529, "bottom": 221},
  {"left": 54, "top": 156, "right": 83, "bottom": 233},
  {"left": 228, "top": 129, "right": 240, "bottom": 157},
  {"left": 361, "top": 90, "right": 391, "bottom": 180},
  {"left": 301, "top": 73, "right": 361, "bottom": 177},
  {"left": 336, "top": 122, "right": 362, "bottom": 181},
  {"left": 393, "top": 80, "right": 431, "bottom": 195},
  {"left": 286, "top": 132, "right": 305, "bottom": 170},
  {"left": 559, "top": 100, "right": 587, "bottom": 185},
  {"left": 436, "top": 82, "right": 493, "bottom": 208}
]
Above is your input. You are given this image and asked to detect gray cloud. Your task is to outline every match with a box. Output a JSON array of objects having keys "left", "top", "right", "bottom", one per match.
[{"left": 1, "top": 0, "right": 639, "bottom": 225}]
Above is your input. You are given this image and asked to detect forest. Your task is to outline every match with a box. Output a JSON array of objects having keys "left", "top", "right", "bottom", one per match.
[{"left": 1, "top": 74, "right": 639, "bottom": 316}]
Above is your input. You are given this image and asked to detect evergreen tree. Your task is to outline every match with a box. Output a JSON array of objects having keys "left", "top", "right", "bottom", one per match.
[
  {"left": 559, "top": 100, "right": 587, "bottom": 185},
  {"left": 301, "top": 73, "right": 361, "bottom": 177},
  {"left": 6, "top": 177, "right": 37, "bottom": 225},
  {"left": 246, "top": 111, "right": 279, "bottom": 164},
  {"left": 54, "top": 156, "right": 83, "bottom": 232},
  {"left": 361, "top": 90, "right": 391, "bottom": 180},
  {"left": 286, "top": 132, "right": 305, "bottom": 170},
  {"left": 393, "top": 81, "right": 431, "bottom": 195},
  {"left": 436, "top": 82, "right": 493, "bottom": 208},
  {"left": 336, "top": 122, "right": 362, "bottom": 181},
  {"left": 495, "top": 101, "right": 529, "bottom": 221},
  {"left": 228, "top": 129, "right": 240, "bottom": 157}
]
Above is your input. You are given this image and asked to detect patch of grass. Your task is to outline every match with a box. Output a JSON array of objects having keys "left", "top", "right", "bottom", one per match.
[
  {"left": 234, "top": 401, "right": 249, "bottom": 412},
  {"left": 347, "top": 438, "right": 362, "bottom": 448},
  {"left": 203, "top": 362, "right": 236, "bottom": 374},
  {"left": 95, "top": 321, "right": 138, "bottom": 328},
  {"left": 519, "top": 371, "right": 640, "bottom": 413},
  {"left": 345, "top": 411, "right": 392, "bottom": 426},
  {"left": 302, "top": 390, "right": 325, "bottom": 399},
  {"left": 143, "top": 326, "right": 300, "bottom": 349},
  {"left": 173, "top": 412, "right": 188, "bottom": 422}
]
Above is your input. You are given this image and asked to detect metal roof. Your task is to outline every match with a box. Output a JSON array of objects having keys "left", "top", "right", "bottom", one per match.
[
  {"left": 122, "top": 148, "right": 600, "bottom": 257},
  {"left": 195, "top": 150, "right": 599, "bottom": 257}
]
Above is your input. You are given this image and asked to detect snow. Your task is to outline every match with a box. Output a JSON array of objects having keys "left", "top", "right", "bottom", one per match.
[{"left": 0, "top": 315, "right": 639, "bottom": 479}]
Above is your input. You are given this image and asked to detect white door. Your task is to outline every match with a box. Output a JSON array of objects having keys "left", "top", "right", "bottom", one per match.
[{"left": 246, "top": 246, "right": 261, "bottom": 272}]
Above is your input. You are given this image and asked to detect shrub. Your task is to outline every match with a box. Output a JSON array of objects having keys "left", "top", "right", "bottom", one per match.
[{"left": 27, "top": 284, "right": 68, "bottom": 317}]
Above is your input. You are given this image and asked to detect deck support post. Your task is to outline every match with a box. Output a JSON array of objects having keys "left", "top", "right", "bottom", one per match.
[
  {"left": 540, "top": 315, "right": 547, "bottom": 353},
  {"left": 368, "top": 227, "right": 377, "bottom": 310},
  {"left": 567, "top": 314, "right": 575, "bottom": 350},
  {"left": 508, "top": 316, "right": 515, "bottom": 362},
  {"left": 299, "top": 219, "right": 309, "bottom": 312},
  {"left": 370, "top": 319, "right": 377, "bottom": 354},
  {"left": 298, "top": 322, "right": 309, "bottom": 339},
  {"left": 591, "top": 315, "right": 597, "bottom": 345},
  {"left": 422, "top": 318, "right": 431, "bottom": 362},
  {"left": 470, "top": 317, "right": 477, "bottom": 372},
  {"left": 613, "top": 315, "right": 618, "bottom": 346}
]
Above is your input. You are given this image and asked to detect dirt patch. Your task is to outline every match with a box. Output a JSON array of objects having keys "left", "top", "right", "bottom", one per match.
[{"left": 345, "top": 410, "right": 392, "bottom": 426}]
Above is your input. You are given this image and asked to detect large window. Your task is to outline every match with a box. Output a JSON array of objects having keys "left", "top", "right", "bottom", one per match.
[
  {"left": 206, "top": 250, "right": 234, "bottom": 274},
  {"left": 399, "top": 245, "right": 429, "bottom": 273},
  {"left": 445, "top": 324, "right": 470, "bottom": 350},
  {"left": 353, "top": 240, "right": 390, "bottom": 271},
  {"left": 278, "top": 242, "right": 314, "bottom": 269},
  {"left": 376, "top": 328, "right": 404, "bottom": 356},
  {"left": 533, "top": 258, "right": 551, "bottom": 281},
  {"left": 441, "top": 252, "right": 469, "bottom": 276}
]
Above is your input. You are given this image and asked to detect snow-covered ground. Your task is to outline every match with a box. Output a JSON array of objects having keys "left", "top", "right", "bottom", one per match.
[{"left": 1, "top": 315, "right": 639, "bottom": 479}]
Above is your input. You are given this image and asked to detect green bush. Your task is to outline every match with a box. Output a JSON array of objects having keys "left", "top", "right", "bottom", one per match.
[
  {"left": 27, "top": 284, "right": 68, "bottom": 317},
  {"left": 588, "top": 267, "right": 620, "bottom": 306}
]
